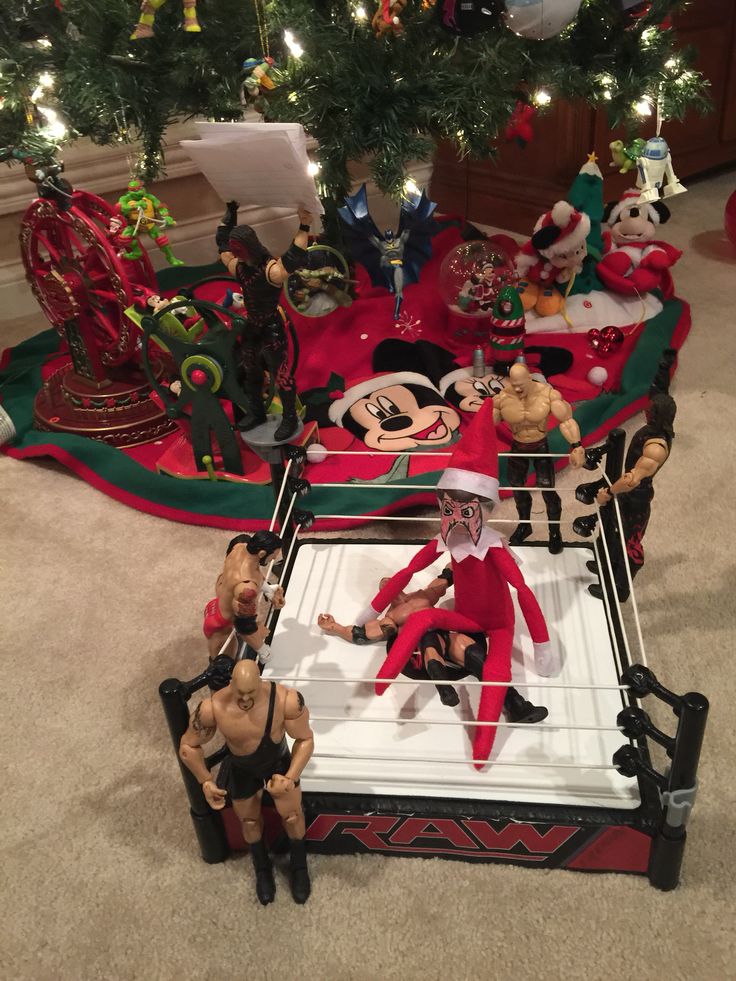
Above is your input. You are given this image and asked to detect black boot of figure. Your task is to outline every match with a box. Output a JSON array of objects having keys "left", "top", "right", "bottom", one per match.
[
  {"left": 250, "top": 839, "right": 276, "bottom": 905},
  {"left": 425, "top": 658, "right": 460, "bottom": 707},
  {"left": 288, "top": 837, "right": 311, "bottom": 904},
  {"left": 462, "top": 644, "right": 548, "bottom": 724}
]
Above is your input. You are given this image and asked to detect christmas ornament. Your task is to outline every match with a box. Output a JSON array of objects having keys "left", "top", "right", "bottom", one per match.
[
  {"left": 372, "top": 0, "right": 408, "bottom": 37},
  {"left": 130, "top": 0, "right": 201, "bottom": 39},
  {"left": 503, "top": 0, "right": 583, "bottom": 40},
  {"left": 115, "top": 178, "right": 184, "bottom": 266},
  {"left": 587, "top": 325, "right": 623, "bottom": 357},
  {"left": 439, "top": 240, "right": 516, "bottom": 318},
  {"left": 609, "top": 138, "right": 646, "bottom": 174},
  {"left": 284, "top": 244, "right": 354, "bottom": 318},
  {"left": 488, "top": 285, "right": 526, "bottom": 373},
  {"left": 635, "top": 136, "right": 686, "bottom": 203},
  {"left": 505, "top": 101, "right": 536, "bottom": 146},
  {"left": 242, "top": 57, "right": 279, "bottom": 99},
  {"left": 725, "top": 189, "right": 736, "bottom": 249},
  {"left": 437, "top": 0, "right": 502, "bottom": 36}
]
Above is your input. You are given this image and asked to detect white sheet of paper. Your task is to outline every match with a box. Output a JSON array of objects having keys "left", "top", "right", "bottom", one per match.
[{"left": 180, "top": 121, "right": 323, "bottom": 215}]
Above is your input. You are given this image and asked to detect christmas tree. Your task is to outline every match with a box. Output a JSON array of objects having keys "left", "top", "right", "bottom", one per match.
[{"left": 0, "top": 0, "right": 710, "bottom": 207}]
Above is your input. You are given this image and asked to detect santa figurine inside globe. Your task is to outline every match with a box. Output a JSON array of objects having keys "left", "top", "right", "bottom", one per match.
[{"left": 439, "top": 240, "right": 517, "bottom": 319}]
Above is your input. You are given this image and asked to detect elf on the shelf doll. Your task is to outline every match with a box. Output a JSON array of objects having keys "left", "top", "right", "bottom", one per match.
[
  {"left": 354, "top": 400, "right": 556, "bottom": 768},
  {"left": 515, "top": 201, "right": 590, "bottom": 317},
  {"left": 597, "top": 190, "right": 682, "bottom": 298}
]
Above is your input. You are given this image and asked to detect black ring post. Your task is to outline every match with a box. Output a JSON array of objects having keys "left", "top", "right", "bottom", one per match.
[
  {"left": 159, "top": 677, "right": 230, "bottom": 864},
  {"left": 604, "top": 427, "right": 626, "bottom": 485},
  {"left": 648, "top": 691, "right": 709, "bottom": 890}
]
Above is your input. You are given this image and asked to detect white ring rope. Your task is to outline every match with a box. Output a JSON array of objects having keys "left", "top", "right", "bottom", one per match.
[
  {"left": 311, "top": 751, "right": 619, "bottom": 770},
  {"left": 610, "top": 493, "right": 649, "bottom": 669},
  {"left": 268, "top": 457, "right": 293, "bottom": 532},
  {"left": 314, "top": 514, "right": 569, "bottom": 524},
  {"left": 311, "top": 449, "right": 589, "bottom": 459},
  {"left": 265, "top": 674, "right": 630, "bottom": 691},
  {"left": 311, "top": 482, "right": 587, "bottom": 493},
  {"left": 308, "top": 714, "right": 623, "bottom": 732}
]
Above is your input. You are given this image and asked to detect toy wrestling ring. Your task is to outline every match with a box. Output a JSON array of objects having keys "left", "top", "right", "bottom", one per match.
[{"left": 160, "top": 432, "right": 708, "bottom": 891}]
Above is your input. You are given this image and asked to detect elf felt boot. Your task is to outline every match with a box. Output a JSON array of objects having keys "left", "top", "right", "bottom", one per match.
[
  {"left": 274, "top": 388, "right": 299, "bottom": 442},
  {"left": 425, "top": 658, "right": 460, "bottom": 707},
  {"left": 250, "top": 839, "right": 276, "bottom": 905},
  {"left": 504, "top": 686, "right": 548, "bottom": 724},
  {"left": 534, "top": 288, "right": 564, "bottom": 317},
  {"left": 288, "top": 837, "right": 311, "bottom": 904}
]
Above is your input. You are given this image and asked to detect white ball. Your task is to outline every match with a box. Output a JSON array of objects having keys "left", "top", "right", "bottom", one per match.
[
  {"left": 504, "top": 0, "right": 582, "bottom": 40},
  {"left": 587, "top": 366, "right": 608, "bottom": 386},
  {"left": 307, "top": 443, "right": 329, "bottom": 464}
]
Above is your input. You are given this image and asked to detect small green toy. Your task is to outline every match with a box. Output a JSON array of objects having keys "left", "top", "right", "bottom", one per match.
[
  {"left": 113, "top": 178, "right": 184, "bottom": 266},
  {"left": 609, "top": 138, "right": 646, "bottom": 175}
]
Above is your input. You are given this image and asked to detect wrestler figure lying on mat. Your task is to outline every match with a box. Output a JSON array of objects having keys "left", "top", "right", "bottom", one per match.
[{"left": 317, "top": 567, "right": 547, "bottom": 722}]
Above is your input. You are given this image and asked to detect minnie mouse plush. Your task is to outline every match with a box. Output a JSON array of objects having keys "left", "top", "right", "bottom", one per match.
[{"left": 597, "top": 190, "right": 682, "bottom": 298}]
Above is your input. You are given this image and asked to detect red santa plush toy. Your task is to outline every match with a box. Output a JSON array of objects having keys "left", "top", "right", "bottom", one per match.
[
  {"left": 355, "top": 399, "right": 555, "bottom": 768},
  {"left": 597, "top": 191, "right": 682, "bottom": 298},
  {"left": 515, "top": 201, "right": 591, "bottom": 316}
]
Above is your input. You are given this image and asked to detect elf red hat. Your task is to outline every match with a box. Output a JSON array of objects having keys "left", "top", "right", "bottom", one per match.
[
  {"left": 532, "top": 200, "right": 590, "bottom": 258},
  {"left": 437, "top": 399, "right": 499, "bottom": 502}
]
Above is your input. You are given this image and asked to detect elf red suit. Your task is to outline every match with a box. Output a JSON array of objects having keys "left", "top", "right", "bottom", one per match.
[{"left": 355, "top": 401, "right": 555, "bottom": 768}]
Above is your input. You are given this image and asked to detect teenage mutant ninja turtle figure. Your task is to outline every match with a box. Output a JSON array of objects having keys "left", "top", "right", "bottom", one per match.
[{"left": 115, "top": 178, "right": 184, "bottom": 266}]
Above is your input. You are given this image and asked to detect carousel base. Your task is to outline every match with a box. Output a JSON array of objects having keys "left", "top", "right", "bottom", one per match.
[{"left": 33, "top": 361, "right": 177, "bottom": 448}]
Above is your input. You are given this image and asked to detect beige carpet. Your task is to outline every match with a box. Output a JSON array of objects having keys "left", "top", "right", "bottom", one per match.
[{"left": 1, "top": 171, "right": 735, "bottom": 981}]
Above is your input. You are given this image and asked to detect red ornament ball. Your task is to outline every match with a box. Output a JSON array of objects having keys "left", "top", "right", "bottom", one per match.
[
  {"left": 106, "top": 397, "right": 117, "bottom": 408},
  {"left": 587, "top": 325, "right": 623, "bottom": 357},
  {"left": 191, "top": 369, "right": 208, "bottom": 386},
  {"left": 725, "top": 189, "right": 736, "bottom": 248}
]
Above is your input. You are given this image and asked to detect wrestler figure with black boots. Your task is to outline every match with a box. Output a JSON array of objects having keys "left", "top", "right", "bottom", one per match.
[
  {"left": 493, "top": 362, "right": 585, "bottom": 554},
  {"left": 318, "top": 569, "right": 547, "bottom": 721},
  {"left": 180, "top": 660, "right": 314, "bottom": 905},
  {"left": 589, "top": 392, "right": 675, "bottom": 602},
  {"left": 216, "top": 203, "right": 314, "bottom": 442}
]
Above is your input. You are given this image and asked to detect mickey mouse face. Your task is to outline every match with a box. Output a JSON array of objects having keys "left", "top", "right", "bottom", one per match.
[
  {"left": 451, "top": 372, "right": 505, "bottom": 413},
  {"left": 609, "top": 204, "right": 657, "bottom": 245},
  {"left": 547, "top": 242, "right": 587, "bottom": 268},
  {"left": 347, "top": 383, "right": 461, "bottom": 451}
]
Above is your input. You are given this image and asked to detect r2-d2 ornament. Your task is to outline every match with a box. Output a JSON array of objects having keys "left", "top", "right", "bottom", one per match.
[{"left": 636, "top": 136, "right": 686, "bottom": 204}]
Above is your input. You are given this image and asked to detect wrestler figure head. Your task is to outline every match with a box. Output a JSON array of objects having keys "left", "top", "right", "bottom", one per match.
[
  {"left": 226, "top": 530, "right": 283, "bottom": 566},
  {"left": 645, "top": 393, "right": 676, "bottom": 439},
  {"left": 228, "top": 225, "right": 272, "bottom": 267},
  {"left": 508, "top": 362, "right": 535, "bottom": 399},
  {"left": 437, "top": 489, "right": 486, "bottom": 546},
  {"left": 231, "top": 660, "right": 262, "bottom": 713}
]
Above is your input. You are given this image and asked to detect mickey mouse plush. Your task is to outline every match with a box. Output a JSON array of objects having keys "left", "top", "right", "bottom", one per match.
[{"left": 597, "top": 190, "right": 682, "bottom": 298}]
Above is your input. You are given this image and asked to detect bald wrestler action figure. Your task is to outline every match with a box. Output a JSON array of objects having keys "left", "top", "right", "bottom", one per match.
[
  {"left": 180, "top": 661, "right": 314, "bottom": 905},
  {"left": 494, "top": 362, "right": 585, "bottom": 553}
]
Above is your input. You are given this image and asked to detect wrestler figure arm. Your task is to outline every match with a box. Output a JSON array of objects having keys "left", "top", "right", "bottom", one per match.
[
  {"left": 179, "top": 700, "right": 227, "bottom": 809},
  {"left": 265, "top": 208, "right": 314, "bottom": 287},
  {"left": 596, "top": 440, "right": 668, "bottom": 505},
  {"left": 269, "top": 690, "right": 314, "bottom": 796},
  {"left": 549, "top": 389, "right": 585, "bottom": 468}
]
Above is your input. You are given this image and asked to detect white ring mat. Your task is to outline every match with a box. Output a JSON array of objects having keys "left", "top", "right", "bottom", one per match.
[{"left": 266, "top": 542, "right": 640, "bottom": 810}]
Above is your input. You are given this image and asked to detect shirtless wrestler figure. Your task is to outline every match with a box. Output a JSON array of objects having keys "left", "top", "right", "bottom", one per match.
[
  {"left": 318, "top": 569, "right": 546, "bottom": 721},
  {"left": 180, "top": 660, "right": 314, "bottom": 905},
  {"left": 203, "top": 531, "right": 285, "bottom": 677},
  {"left": 494, "top": 362, "right": 585, "bottom": 553}
]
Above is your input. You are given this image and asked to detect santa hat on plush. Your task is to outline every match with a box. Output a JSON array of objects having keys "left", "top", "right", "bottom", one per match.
[
  {"left": 604, "top": 189, "right": 669, "bottom": 228},
  {"left": 437, "top": 399, "right": 500, "bottom": 503},
  {"left": 327, "top": 371, "right": 442, "bottom": 427},
  {"left": 516, "top": 200, "right": 590, "bottom": 276}
]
